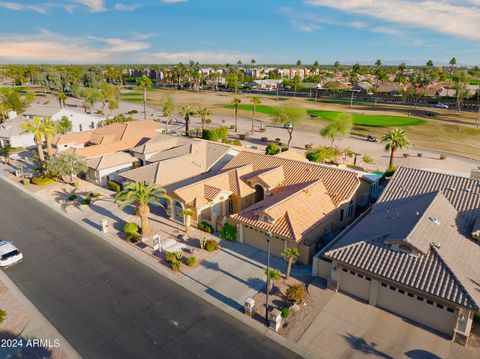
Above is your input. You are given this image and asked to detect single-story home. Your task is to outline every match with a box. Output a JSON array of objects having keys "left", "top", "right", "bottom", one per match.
[
  {"left": 86, "top": 152, "right": 140, "bottom": 186},
  {"left": 313, "top": 167, "right": 480, "bottom": 341}
]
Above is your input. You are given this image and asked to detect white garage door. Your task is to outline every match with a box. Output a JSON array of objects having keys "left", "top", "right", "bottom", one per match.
[
  {"left": 377, "top": 282, "right": 456, "bottom": 336},
  {"left": 339, "top": 268, "right": 371, "bottom": 301}
]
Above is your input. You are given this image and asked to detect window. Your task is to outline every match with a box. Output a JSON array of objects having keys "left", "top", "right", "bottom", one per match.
[
  {"left": 79, "top": 124, "right": 83, "bottom": 131},
  {"left": 358, "top": 274, "right": 363, "bottom": 278},
  {"left": 366, "top": 277, "right": 371, "bottom": 281},
  {"left": 390, "top": 285, "right": 396, "bottom": 291},
  {"left": 436, "top": 304, "right": 444, "bottom": 309},
  {"left": 347, "top": 200, "right": 354, "bottom": 218},
  {"left": 342, "top": 268, "right": 348, "bottom": 272},
  {"left": 349, "top": 270, "right": 355, "bottom": 275},
  {"left": 228, "top": 199, "right": 233, "bottom": 214},
  {"left": 447, "top": 307, "right": 454, "bottom": 313},
  {"left": 381, "top": 283, "right": 387, "bottom": 287},
  {"left": 399, "top": 289, "right": 405, "bottom": 294},
  {"left": 408, "top": 293, "right": 414, "bottom": 298},
  {"left": 427, "top": 300, "right": 433, "bottom": 305},
  {"left": 91, "top": 121, "right": 95, "bottom": 129},
  {"left": 173, "top": 201, "right": 185, "bottom": 224},
  {"left": 417, "top": 296, "right": 424, "bottom": 302},
  {"left": 340, "top": 209, "right": 345, "bottom": 222}
]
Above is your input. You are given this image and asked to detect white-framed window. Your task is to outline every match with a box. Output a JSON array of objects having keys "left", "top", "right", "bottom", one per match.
[{"left": 347, "top": 200, "right": 354, "bottom": 218}]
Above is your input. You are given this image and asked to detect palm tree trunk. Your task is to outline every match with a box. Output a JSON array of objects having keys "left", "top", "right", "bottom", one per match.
[
  {"left": 234, "top": 109, "right": 238, "bottom": 132},
  {"left": 138, "top": 204, "right": 151, "bottom": 236},
  {"left": 185, "top": 116, "right": 190, "bottom": 135},
  {"left": 45, "top": 137, "right": 53, "bottom": 158},
  {"left": 36, "top": 141, "right": 45, "bottom": 164},
  {"left": 286, "top": 258, "right": 292, "bottom": 279},
  {"left": 143, "top": 86, "right": 147, "bottom": 120},
  {"left": 287, "top": 129, "right": 293, "bottom": 149},
  {"left": 201, "top": 116, "right": 206, "bottom": 131},
  {"left": 389, "top": 147, "right": 396, "bottom": 168}
]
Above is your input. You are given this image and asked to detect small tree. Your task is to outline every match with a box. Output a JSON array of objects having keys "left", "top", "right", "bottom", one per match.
[
  {"left": 264, "top": 268, "right": 281, "bottom": 292},
  {"left": 137, "top": 75, "right": 153, "bottom": 120},
  {"left": 265, "top": 143, "right": 281, "bottom": 155},
  {"left": 231, "top": 98, "right": 241, "bottom": 132},
  {"left": 320, "top": 114, "right": 353, "bottom": 148},
  {"left": 196, "top": 107, "right": 212, "bottom": 132},
  {"left": 45, "top": 153, "right": 88, "bottom": 184},
  {"left": 179, "top": 105, "right": 195, "bottom": 135},
  {"left": 381, "top": 129, "right": 411, "bottom": 168},
  {"left": 271, "top": 104, "right": 306, "bottom": 148},
  {"left": 281, "top": 247, "right": 300, "bottom": 279},
  {"left": 56, "top": 116, "right": 73, "bottom": 134},
  {"left": 162, "top": 95, "right": 174, "bottom": 131}
]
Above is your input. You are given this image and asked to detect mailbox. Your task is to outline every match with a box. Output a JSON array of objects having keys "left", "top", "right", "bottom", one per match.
[
  {"left": 244, "top": 297, "right": 255, "bottom": 318},
  {"left": 268, "top": 308, "right": 282, "bottom": 332}
]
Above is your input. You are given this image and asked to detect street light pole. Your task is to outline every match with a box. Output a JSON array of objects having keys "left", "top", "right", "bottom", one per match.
[{"left": 265, "top": 231, "right": 272, "bottom": 326}]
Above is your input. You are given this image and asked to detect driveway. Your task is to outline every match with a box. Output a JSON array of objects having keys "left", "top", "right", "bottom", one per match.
[
  {"left": 184, "top": 240, "right": 311, "bottom": 310},
  {"left": 299, "top": 282, "right": 478, "bottom": 359}
]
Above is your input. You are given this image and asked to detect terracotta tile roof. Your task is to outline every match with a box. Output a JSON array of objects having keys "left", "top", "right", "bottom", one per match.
[
  {"left": 55, "top": 120, "right": 162, "bottom": 158},
  {"left": 246, "top": 166, "right": 285, "bottom": 190},
  {"left": 130, "top": 134, "right": 194, "bottom": 155},
  {"left": 87, "top": 152, "right": 139, "bottom": 171},
  {"left": 324, "top": 167, "right": 480, "bottom": 310},
  {"left": 232, "top": 180, "right": 336, "bottom": 241},
  {"left": 274, "top": 150, "right": 308, "bottom": 162}
]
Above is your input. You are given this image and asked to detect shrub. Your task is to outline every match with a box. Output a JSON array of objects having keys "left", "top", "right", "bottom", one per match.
[
  {"left": 261, "top": 137, "right": 268, "bottom": 142},
  {"left": 91, "top": 192, "right": 101, "bottom": 198},
  {"left": 205, "top": 239, "right": 218, "bottom": 252},
  {"left": 281, "top": 308, "right": 290, "bottom": 318},
  {"left": 384, "top": 166, "right": 396, "bottom": 178},
  {"left": 125, "top": 232, "right": 140, "bottom": 243},
  {"left": 232, "top": 140, "right": 242, "bottom": 146},
  {"left": 305, "top": 144, "right": 313, "bottom": 150},
  {"left": 403, "top": 153, "right": 410, "bottom": 158},
  {"left": 220, "top": 223, "right": 237, "bottom": 241},
  {"left": 362, "top": 155, "right": 374, "bottom": 164},
  {"left": 199, "top": 237, "right": 207, "bottom": 250},
  {"left": 417, "top": 152, "right": 423, "bottom": 157},
  {"left": 205, "top": 118, "right": 212, "bottom": 124},
  {"left": 306, "top": 146, "right": 339, "bottom": 163},
  {"left": 474, "top": 313, "right": 480, "bottom": 324},
  {"left": 265, "top": 143, "right": 280, "bottom": 155},
  {"left": 186, "top": 256, "right": 196, "bottom": 267},
  {"left": 229, "top": 125, "right": 235, "bottom": 129},
  {"left": 0, "top": 309, "right": 6, "bottom": 323},
  {"left": 127, "top": 109, "right": 138, "bottom": 114},
  {"left": 175, "top": 250, "right": 184, "bottom": 261},
  {"left": 440, "top": 154, "right": 447, "bottom": 160},
  {"left": 281, "top": 147, "right": 288, "bottom": 152},
  {"left": 67, "top": 194, "right": 77, "bottom": 201},
  {"left": 239, "top": 133, "right": 247, "bottom": 140},
  {"left": 81, "top": 198, "right": 91, "bottom": 205},
  {"left": 202, "top": 127, "right": 228, "bottom": 141},
  {"left": 275, "top": 138, "right": 281, "bottom": 143},
  {"left": 164, "top": 251, "right": 176, "bottom": 263},
  {"left": 107, "top": 180, "right": 122, "bottom": 193},
  {"left": 123, "top": 222, "right": 139, "bottom": 234},
  {"left": 22, "top": 178, "right": 30, "bottom": 185},
  {"left": 171, "top": 261, "right": 182, "bottom": 272},
  {"left": 198, "top": 221, "right": 214, "bottom": 233},
  {"left": 285, "top": 284, "right": 306, "bottom": 304},
  {"left": 31, "top": 175, "right": 55, "bottom": 186}
]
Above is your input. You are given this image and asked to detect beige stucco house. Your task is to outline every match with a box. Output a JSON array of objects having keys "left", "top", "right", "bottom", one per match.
[
  {"left": 313, "top": 167, "right": 480, "bottom": 341},
  {"left": 170, "top": 151, "right": 376, "bottom": 264}
]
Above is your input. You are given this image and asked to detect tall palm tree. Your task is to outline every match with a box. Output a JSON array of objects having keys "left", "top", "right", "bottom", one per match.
[
  {"left": 381, "top": 129, "right": 411, "bottom": 168},
  {"left": 281, "top": 247, "right": 300, "bottom": 279},
  {"left": 196, "top": 107, "right": 212, "bottom": 132},
  {"left": 250, "top": 96, "right": 261, "bottom": 134},
  {"left": 42, "top": 117, "right": 57, "bottom": 158},
  {"left": 231, "top": 98, "right": 241, "bottom": 132},
  {"left": 21, "top": 116, "right": 46, "bottom": 164},
  {"left": 58, "top": 90, "right": 67, "bottom": 108},
  {"left": 137, "top": 75, "right": 153, "bottom": 120},
  {"left": 179, "top": 105, "right": 195, "bottom": 135},
  {"left": 115, "top": 181, "right": 170, "bottom": 236}
]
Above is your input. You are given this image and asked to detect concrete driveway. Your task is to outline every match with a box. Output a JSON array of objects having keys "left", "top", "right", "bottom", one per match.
[{"left": 299, "top": 284, "right": 478, "bottom": 359}]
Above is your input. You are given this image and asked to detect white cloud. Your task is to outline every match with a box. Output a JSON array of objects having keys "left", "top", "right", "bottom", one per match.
[
  {"left": 0, "top": 1, "right": 49, "bottom": 13},
  {"left": 73, "top": 0, "right": 106, "bottom": 12},
  {"left": 162, "top": 0, "right": 188, "bottom": 3},
  {"left": 87, "top": 36, "right": 150, "bottom": 52},
  {"left": 114, "top": 3, "right": 141, "bottom": 11},
  {"left": 305, "top": 0, "right": 480, "bottom": 40},
  {"left": 140, "top": 51, "right": 252, "bottom": 64}
]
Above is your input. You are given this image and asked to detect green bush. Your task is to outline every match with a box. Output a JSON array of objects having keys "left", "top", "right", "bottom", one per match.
[
  {"left": 205, "top": 239, "right": 218, "bottom": 252},
  {"left": 199, "top": 237, "right": 207, "bottom": 250},
  {"left": 0, "top": 309, "right": 6, "bottom": 323},
  {"left": 171, "top": 261, "right": 182, "bottom": 272},
  {"left": 67, "top": 194, "right": 77, "bottom": 201},
  {"left": 92, "top": 192, "right": 101, "bottom": 197},
  {"left": 127, "top": 109, "right": 138, "bottom": 114},
  {"left": 281, "top": 147, "right": 288, "bottom": 152},
  {"left": 202, "top": 126, "right": 228, "bottom": 141},
  {"left": 281, "top": 308, "right": 290, "bottom": 318},
  {"left": 164, "top": 251, "right": 176, "bottom": 263},
  {"left": 81, "top": 198, "right": 91, "bottom": 205},
  {"left": 220, "top": 223, "right": 237, "bottom": 241},
  {"left": 107, "top": 180, "right": 122, "bottom": 193},
  {"left": 198, "top": 221, "right": 214, "bottom": 233},
  {"left": 206, "top": 118, "right": 212, "bottom": 124},
  {"left": 474, "top": 313, "right": 480, "bottom": 324},
  {"left": 125, "top": 232, "right": 140, "bottom": 243},
  {"left": 286, "top": 284, "right": 306, "bottom": 304},
  {"left": 22, "top": 178, "right": 30, "bottom": 185},
  {"left": 306, "top": 146, "right": 339, "bottom": 163},
  {"left": 186, "top": 256, "right": 196, "bottom": 267},
  {"left": 232, "top": 139, "right": 242, "bottom": 146},
  {"left": 31, "top": 175, "right": 55, "bottom": 186},
  {"left": 384, "top": 166, "right": 396, "bottom": 178},
  {"left": 265, "top": 143, "right": 280, "bottom": 155},
  {"left": 123, "top": 222, "right": 139, "bottom": 234},
  {"left": 175, "top": 250, "right": 184, "bottom": 261}
]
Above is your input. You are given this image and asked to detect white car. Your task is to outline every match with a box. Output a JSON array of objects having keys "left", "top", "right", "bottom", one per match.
[
  {"left": 435, "top": 103, "right": 448, "bottom": 109},
  {"left": 0, "top": 240, "right": 23, "bottom": 267}
]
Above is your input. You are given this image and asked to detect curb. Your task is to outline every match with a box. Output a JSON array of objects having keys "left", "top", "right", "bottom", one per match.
[
  {"left": 0, "top": 270, "right": 82, "bottom": 359},
  {"left": 0, "top": 174, "right": 312, "bottom": 358}
]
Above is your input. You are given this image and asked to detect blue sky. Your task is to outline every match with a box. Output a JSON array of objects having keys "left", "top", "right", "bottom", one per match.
[{"left": 0, "top": 0, "right": 479, "bottom": 65}]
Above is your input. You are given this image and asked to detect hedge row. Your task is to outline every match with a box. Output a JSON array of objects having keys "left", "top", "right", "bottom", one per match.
[{"left": 202, "top": 127, "right": 228, "bottom": 141}]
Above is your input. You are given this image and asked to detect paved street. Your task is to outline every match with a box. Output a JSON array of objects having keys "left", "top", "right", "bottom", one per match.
[{"left": 0, "top": 179, "right": 301, "bottom": 359}]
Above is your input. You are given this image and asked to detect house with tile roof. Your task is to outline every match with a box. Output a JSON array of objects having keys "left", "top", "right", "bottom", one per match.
[
  {"left": 170, "top": 151, "right": 373, "bottom": 264},
  {"left": 313, "top": 167, "right": 480, "bottom": 340}
]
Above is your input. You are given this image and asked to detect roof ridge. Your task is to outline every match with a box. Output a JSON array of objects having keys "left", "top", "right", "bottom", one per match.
[
  {"left": 264, "top": 179, "right": 326, "bottom": 213},
  {"left": 324, "top": 232, "right": 390, "bottom": 257},
  {"left": 283, "top": 211, "right": 297, "bottom": 241}
]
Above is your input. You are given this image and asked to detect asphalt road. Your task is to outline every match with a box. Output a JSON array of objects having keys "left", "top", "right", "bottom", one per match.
[{"left": 0, "top": 179, "right": 302, "bottom": 359}]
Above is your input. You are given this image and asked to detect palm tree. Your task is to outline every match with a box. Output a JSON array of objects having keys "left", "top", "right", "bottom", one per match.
[
  {"left": 42, "top": 117, "right": 57, "bottom": 158},
  {"left": 196, "top": 107, "right": 212, "bottom": 132},
  {"left": 281, "top": 247, "right": 300, "bottom": 279},
  {"left": 137, "top": 75, "right": 153, "bottom": 120},
  {"left": 381, "top": 129, "right": 411, "bottom": 168},
  {"left": 263, "top": 268, "right": 281, "bottom": 292},
  {"left": 21, "top": 116, "right": 46, "bottom": 164},
  {"left": 231, "top": 98, "right": 241, "bottom": 132},
  {"left": 179, "top": 105, "right": 195, "bottom": 135},
  {"left": 250, "top": 96, "right": 261, "bottom": 134},
  {"left": 56, "top": 115, "right": 73, "bottom": 134},
  {"left": 115, "top": 181, "right": 170, "bottom": 236},
  {"left": 58, "top": 90, "right": 67, "bottom": 108}
]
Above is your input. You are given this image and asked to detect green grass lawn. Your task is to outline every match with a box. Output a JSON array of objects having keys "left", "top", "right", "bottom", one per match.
[
  {"left": 0, "top": 86, "right": 26, "bottom": 94},
  {"left": 121, "top": 92, "right": 143, "bottom": 97},
  {"left": 314, "top": 98, "right": 375, "bottom": 106},
  {"left": 469, "top": 79, "right": 480, "bottom": 85},
  {"left": 123, "top": 97, "right": 144, "bottom": 102},
  {"left": 225, "top": 104, "right": 426, "bottom": 127}
]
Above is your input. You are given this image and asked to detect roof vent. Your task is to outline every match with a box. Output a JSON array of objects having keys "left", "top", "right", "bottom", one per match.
[
  {"left": 450, "top": 187, "right": 456, "bottom": 191},
  {"left": 416, "top": 211, "right": 420, "bottom": 216},
  {"left": 429, "top": 217, "right": 440, "bottom": 225},
  {"left": 430, "top": 242, "right": 441, "bottom": 249},
  {"left": 465, "top": 188, "right": 471, "bottom": 192}
]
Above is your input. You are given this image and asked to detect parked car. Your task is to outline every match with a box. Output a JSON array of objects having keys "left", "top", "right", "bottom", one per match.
[
  {"left": 0, "top": 240, "right": 23, "bottom": 267},
  {"left": 366, "top": 135, "right": 378, "bottom": 142},
  {"left": 435, "top": 103, "right": 448, "bottom": 109}
]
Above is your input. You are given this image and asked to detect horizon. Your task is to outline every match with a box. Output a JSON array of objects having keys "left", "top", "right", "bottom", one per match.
[{"left": 0, "top": 0, "right": 479, "bottom": 66}]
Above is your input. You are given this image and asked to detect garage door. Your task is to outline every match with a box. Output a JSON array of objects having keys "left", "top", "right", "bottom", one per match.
[
  {"left": 243, "top": 227, "right": 285, "bottom": 257},
  {"left": 339, "top": 268, "right": 370, "bottom": 301},
  {"left": 376, "top": 283, "right": 456, "bottom": 336}
]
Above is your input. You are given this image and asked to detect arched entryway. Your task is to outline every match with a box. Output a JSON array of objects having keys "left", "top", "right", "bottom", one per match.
[
  {"left": 254, "top": 184, "right": 265, "bottom": 203},
  {"left": 173, "top": 200, "right": 185, "bottom": 224}
]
